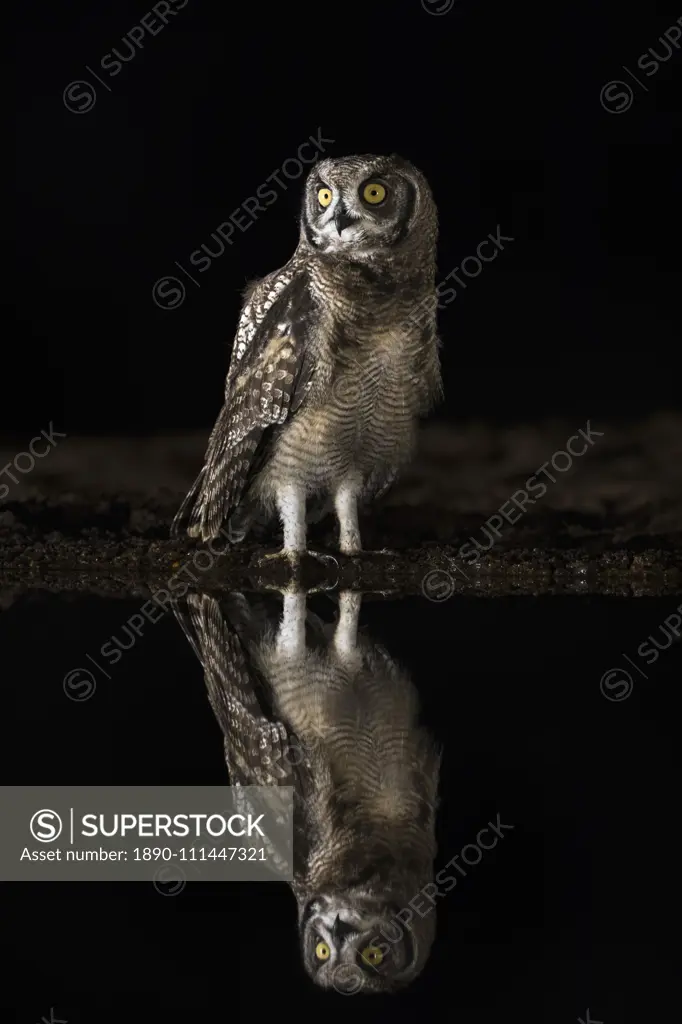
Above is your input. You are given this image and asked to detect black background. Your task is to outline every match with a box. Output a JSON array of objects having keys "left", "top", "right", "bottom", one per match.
[
  {"left": 11, "top": 0, "right": 682, "bottom": 438},
  {"left": 7, "top": 2, "right": 681, "bottom": 1020}
]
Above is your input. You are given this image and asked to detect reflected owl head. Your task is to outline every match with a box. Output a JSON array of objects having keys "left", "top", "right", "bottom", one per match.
[
  {"left": 297, "top": 890, "right": 436, "bottom": 994},
  {"left": 300, "top": 153, "right": 437, "bottom": 259}
]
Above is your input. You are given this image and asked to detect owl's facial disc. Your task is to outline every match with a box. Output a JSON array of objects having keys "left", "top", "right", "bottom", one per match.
[
  {"left": 304, "top": 164, "right": 413, "bottom": 256},
  {"left": 301, "top": 895, "right": 418, "bottom": 991}
]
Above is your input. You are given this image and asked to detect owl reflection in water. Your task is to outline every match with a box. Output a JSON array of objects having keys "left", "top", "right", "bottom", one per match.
[{"left": 173, "top": 589, "right": 441, "bottom": 993}]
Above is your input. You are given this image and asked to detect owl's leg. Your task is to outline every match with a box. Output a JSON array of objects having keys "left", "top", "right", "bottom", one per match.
[
  {"left": 333, "top": 591, "right": 362, "bottom": 668},
  {"left": 278, "top": 482, "right": 307, "bottom": 562},
  {"left": 276, "top": 589, "right": 306, "bottom": 657},
  {"left": 254, "top": 483, "right": 306, "bottom": 570},
  {"left": 334, "top": 475, "right": 362, "bottom": 555},
  {"left": 254, "top": 484, "right": 337, "bottom": 585}
]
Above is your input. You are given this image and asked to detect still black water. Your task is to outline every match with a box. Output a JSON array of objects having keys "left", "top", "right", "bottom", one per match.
[{"left": 3, "top": 588, "right": 678, "bottom": 1023}]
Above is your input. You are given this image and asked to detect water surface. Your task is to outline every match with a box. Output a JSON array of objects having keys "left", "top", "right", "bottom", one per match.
[{"left": 4, "top": 587, "right": 677, "bottom": 1021}]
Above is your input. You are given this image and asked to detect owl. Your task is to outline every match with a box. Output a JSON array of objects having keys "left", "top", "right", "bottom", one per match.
[
  {"left": 172, "top": 153, "right": 441, "bottom": 563},
  {"left": 172, "top": 588, "right": 442, "bottom": 993}
]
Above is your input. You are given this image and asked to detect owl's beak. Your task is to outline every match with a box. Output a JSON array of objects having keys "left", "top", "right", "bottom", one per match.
[
  {"left": 332, "top": 914, "right": 355, "bottom": 940},
  {"left": 334, "top": 204, "right": 355, "bottom": 236}
]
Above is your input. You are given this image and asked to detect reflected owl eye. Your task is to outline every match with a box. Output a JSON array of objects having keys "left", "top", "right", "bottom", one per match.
[
  {"left": 315, "top": 940, "right": 331, "bottom": 960},
  {"left": 362, "top": 182, "right": 387, "bottom": 205},
  {"left": 360, "top": 944, "right": 384, "bottom": 966},
  {"left": 318, "top": 187, "right": 333, "bottom": 208}
]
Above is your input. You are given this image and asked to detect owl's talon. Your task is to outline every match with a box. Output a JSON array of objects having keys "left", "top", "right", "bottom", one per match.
[
  {"left": 307, "top": 551, "right": 339, "bottom": 570},
  {"left": 252, "top": 550, "right": 302, "bottom": 572},
  {"left": 249, "top": 550, "right": 302, "bottom": 595},
  {"left": 251, "top": 549, "right": 337, "bottom": 571}
]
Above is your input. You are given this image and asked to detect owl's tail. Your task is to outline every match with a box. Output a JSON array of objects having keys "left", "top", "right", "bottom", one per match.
[
  {"left": 171, "top": 426, "right": 262, "bottom": 542},
  {"left": 170, "top": 467, "right": 205, "bottom": 538}
]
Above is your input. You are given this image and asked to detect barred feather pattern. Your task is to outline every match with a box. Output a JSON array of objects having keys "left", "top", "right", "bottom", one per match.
[
  {"left": 172, "top": 589, "right": 442, "bottom": 992},
  {"left": 173, "top": 153, "right": 442, "bottom": 548},
  {"left": 173, "top": 256, "right": 314, "bottom": 541},
  {"left": 173, "top": 593, "right": 312, "bottom": 879}
]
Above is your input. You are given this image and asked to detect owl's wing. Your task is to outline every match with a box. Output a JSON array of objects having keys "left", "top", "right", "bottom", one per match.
[
  {"left": 172, "top": 593, "right": 315, "bottom": 877},
  {"left": 172, "top": 259, "right": 316, "bottom": 542}
]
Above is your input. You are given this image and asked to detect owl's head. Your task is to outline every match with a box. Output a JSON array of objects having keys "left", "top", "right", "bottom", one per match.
[
  {"left": 298, "top": 889, "right": 436, "bottom": 994},
  {"left": 299, "top": 153, "right": 437, "bottom": 260}
]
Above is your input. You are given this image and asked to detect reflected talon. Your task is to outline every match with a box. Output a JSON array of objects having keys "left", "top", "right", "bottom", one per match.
[
  {"left": 304, "top": 551, "right": 339, "bottom": 593},
  {"left": 250, "top": 579, "right": 301, "bottom": 596},
  {"left": 307, "top": 579, "right": 339, "bottom": 594},
  {"left": 251, "top": 550, "right": 339, "bottom": 594}
]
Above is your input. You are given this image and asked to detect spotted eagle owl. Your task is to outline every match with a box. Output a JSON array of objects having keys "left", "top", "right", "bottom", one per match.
[
  {"left": 172, "top": 589, "right": 442, "bottom": 993},
  {"left": 172, "top": 153, "right": 441, "bottom": 561}
]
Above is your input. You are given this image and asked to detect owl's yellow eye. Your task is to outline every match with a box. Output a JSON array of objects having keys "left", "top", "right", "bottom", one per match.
[
  {"left": 361, "top": 945, "right": 384, "bottom": 966},
  {"left": 318, "top": 188, "right": 333, "bottom": 207},
  {"left": 362, "top": 183, "right": 386, "bottom": 205},
  {"left": 315, "top": 941, "right": 331, "bottom": 960}
]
